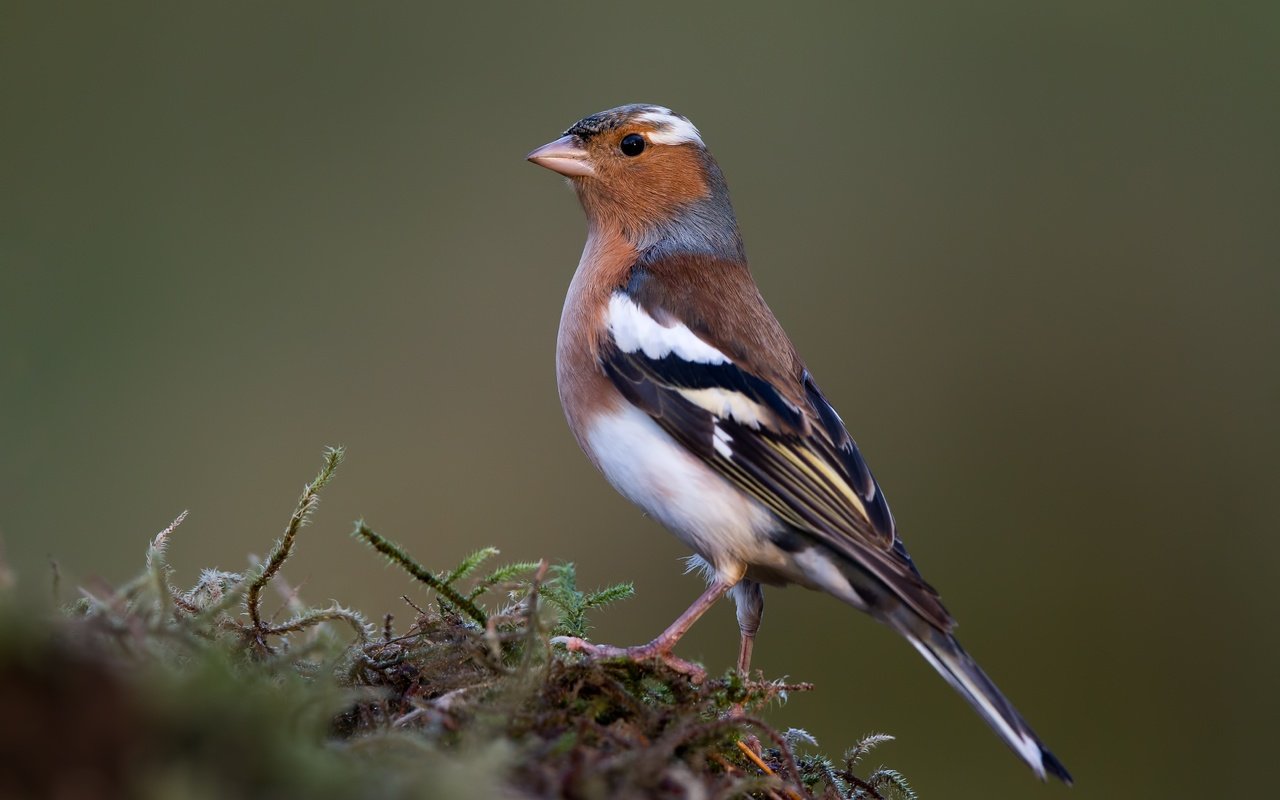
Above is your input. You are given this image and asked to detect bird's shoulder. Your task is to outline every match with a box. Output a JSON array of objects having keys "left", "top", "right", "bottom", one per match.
[{"left": 616, "top": 252, "right": 810, "bottom": 415}]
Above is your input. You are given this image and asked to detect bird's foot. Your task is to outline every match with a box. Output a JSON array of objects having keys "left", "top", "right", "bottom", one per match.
[{"left": 551, "top": 636, "right": 707, "bottom": 682}]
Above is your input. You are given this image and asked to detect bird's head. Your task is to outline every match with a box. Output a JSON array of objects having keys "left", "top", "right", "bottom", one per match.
[{"left": 528, "top": 104, "right": 743, "bottom": 259}]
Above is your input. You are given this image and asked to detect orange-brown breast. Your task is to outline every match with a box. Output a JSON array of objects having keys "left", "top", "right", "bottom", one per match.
[{"left": 555, "top": 223, "right": 638, "bottom": 464}]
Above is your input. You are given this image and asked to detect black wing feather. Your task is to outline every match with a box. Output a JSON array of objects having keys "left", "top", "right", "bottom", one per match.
[{"left": 601, "top": 333, "right": 949, "bottom": 631}]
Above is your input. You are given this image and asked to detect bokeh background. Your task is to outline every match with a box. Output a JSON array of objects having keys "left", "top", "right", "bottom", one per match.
[{"left": 3, "top": 3, "right": 1277, "bottom": 797}]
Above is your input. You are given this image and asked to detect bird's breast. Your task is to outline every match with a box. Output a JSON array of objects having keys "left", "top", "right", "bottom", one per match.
[{"left": 555, "top": 227, "right": 636, "bottom": 458}]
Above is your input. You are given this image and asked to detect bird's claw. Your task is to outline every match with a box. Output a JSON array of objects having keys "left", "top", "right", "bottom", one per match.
[{"left": 551, "top": 635, "right": 707, "bottom": 682}]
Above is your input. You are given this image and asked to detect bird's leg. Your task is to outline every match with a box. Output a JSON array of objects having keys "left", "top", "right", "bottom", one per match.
[
  {"left": 554, "top": 578, "right": 734, "bottom": 681},
  {"left": 732, "top": 579, "right": 764, "bottom": 676},
  {"left": 736, "top": 634, "right": 755, "bottom": 676},
  {"left": 728, "top": 580, "right": 764, "bottom": 728}
]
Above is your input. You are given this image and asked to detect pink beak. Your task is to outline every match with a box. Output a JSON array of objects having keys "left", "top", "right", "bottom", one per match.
[{"left": 526, "top": 135, "right": 594, "bottom": 177}]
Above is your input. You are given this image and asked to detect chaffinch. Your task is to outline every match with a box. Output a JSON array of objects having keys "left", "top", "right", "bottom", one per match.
[{"left": 528, "top": 104, "right": 1070, "bottom": 784}]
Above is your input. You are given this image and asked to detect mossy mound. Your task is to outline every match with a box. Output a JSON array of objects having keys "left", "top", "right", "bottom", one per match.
[{"left": 0, "top": 448, "right": 913, "bottom": 800}]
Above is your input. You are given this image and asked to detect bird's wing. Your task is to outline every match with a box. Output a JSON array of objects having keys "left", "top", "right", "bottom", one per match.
[{"left": 604, "top": 257, "right": 952, "bottom": 631}]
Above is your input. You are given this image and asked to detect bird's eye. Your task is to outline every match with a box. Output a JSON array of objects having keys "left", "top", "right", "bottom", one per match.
[{"left": 619, "top": 133, "right": 646, "bottom": 157}]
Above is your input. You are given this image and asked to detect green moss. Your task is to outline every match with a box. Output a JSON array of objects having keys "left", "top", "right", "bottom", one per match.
[{"left": 0, "top": 448, "right": 911, "bottom": 800}]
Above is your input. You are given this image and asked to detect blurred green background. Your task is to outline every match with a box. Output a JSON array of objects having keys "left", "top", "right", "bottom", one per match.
[{"left": 2, "top": 2, "right": 1277, "bottom": 797}]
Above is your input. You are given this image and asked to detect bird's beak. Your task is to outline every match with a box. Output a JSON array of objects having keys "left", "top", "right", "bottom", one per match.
[{"left": 526, "top": 135, "right": 594, "bottom": 177}]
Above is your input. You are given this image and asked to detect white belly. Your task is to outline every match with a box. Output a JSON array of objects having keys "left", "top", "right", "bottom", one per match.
[{"left": 584, "top": 405, "right": 784, "bottom": 579}]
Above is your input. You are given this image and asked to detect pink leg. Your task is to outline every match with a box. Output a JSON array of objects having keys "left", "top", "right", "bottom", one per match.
[
  {"left": 727, "top": 633, "right": 758, "bottom": 723},
  {"left": 554, "top": 579, "right": 734, "bottom": 681},
  {"left": 733, "top": 580, "right": 764, "bottom": 677},
  {"left": 728, "top": 580, "right": 763, "bottom": 721},
  {"left": 736, "top": 633, "right": 755, "bottom": 676}
]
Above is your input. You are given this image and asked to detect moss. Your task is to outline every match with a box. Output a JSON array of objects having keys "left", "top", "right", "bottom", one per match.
[{"left": 0, "top": 448, "right": 913, "bottom": 800}]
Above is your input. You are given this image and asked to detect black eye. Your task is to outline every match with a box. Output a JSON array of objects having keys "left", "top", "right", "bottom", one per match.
[{"left": 620, "top": 133, "right": 646, "bottom": 157}]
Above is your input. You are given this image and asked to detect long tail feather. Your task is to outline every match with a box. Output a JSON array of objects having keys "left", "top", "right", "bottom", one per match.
[
  {"left": 800, "top": 544, "right": 1071, "bottom": 782},
  {"left": 906, "top": 627, "right": 1072, "bottom": 784}
]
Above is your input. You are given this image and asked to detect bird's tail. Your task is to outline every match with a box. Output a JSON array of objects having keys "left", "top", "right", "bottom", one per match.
[{"left": 903, "top": 624, "right": 1073, "bottom": 784}]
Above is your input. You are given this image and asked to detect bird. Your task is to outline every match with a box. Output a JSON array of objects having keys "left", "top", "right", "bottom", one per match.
[{"left": 527, "top": 103, "right": 1071, "bottom": 784}]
